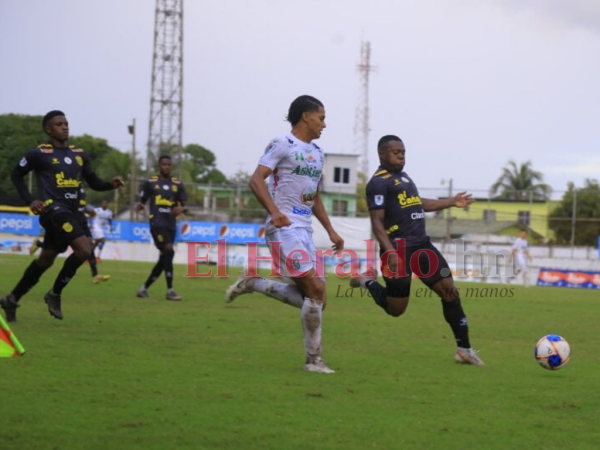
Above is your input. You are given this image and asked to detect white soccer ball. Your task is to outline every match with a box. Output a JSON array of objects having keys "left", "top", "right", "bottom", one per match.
[{"left": 535, "top": 335, "right": 570, "bottom": 370}]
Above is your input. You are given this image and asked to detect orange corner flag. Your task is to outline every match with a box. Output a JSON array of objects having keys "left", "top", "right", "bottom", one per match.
[{"left": 0, "top": 315, "right": 25, "bottom": 357}]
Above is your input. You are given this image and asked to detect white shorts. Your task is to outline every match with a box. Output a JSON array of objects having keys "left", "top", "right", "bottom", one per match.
[
  {"left": 266, "top": 227, "right": 316, "bottom": 277},
  {"left": 92, "top": 226, "right": 105, "bottom": 240},
  {"left": 516, "top": 254, "right": 527, "bottom": 271}
]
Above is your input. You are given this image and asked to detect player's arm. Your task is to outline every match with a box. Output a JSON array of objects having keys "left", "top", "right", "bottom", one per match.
[
  {"left": 248, "top": 165, "right": 290, "bottom": 228},
  {"left": 10, "top": 150, "right": 44, "bottom": 214},
  {"left": 422, "top": 192, "right": 475, "bottom": 212},
  {"left": 369, "top": 209, "right": 395, "bottom": 253},
  {"left": 81, "top": 152, "right": 124, "bottom": 191},
  {"left": 312, "top": 189, "right": 344, "bottom": 253},
  {"left": 135, "top": 181, "right": 150, "bottom": 212},
  {"left": 171, "top": 182, "right": 188, "bottom": 216}
]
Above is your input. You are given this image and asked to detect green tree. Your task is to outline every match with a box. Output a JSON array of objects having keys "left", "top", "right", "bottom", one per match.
[
  {"left": 490, "top": 160, "right": 551, "bottom": 200},
  {"left": 355, "top": 172, "right": 368, "bottom": 216},
  {"left": 548, "top": 179, "right": 600, "bottom": 246},
  {"left": 0, "top": 114, "right": 46, "bottom": 202}
]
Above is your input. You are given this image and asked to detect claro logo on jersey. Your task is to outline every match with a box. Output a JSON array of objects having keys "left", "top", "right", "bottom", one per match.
[
  {"left": 398, "top": 191, "right": 422, "bottom": 207},
  {"left": 55, "top": 172, "right": 80, "bottom": 188},
  {"left": 291, "top": 166, "right": 322, "bottom": 178}
]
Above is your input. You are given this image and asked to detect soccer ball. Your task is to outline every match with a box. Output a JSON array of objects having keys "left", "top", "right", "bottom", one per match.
[{"left": 535, "top": 335, "right": 570, "bottom": 370}]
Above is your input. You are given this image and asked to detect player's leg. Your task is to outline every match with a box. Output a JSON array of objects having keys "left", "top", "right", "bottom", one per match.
[
  {"left": 292, "top": 270, "right": 334, "bottom": 374},
  {"left": 137, "top": 227, "right": 165, "bottom": 298},
  {"left": 225, "top": 228, "right": 304, "bottom": 307},
  {"left": 1, "top": 246, "right": 59, "bottom": 322},
  {"left": 420, "top": 242, "right": 484, "bottom": 366},
  {"left": 46, "top": 230, "right": 93, "bottom": 320},
  {"left": 162, "top": 233, "right": 181, "bottom": 300},
  {"left": 350, "top": 261, "right": 411, "bottom": 317}
]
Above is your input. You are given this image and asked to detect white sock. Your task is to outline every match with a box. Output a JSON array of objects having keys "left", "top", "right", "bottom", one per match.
[
  {"left": 251, "top": 277, "right": 304, "bottom": 308},
  {"left": 301, "top": 297, "right": 323, "bottom": 360}
]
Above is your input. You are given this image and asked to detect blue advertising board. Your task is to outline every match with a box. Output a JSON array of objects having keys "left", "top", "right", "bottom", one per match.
[
  {"left": 537, "top": 268, "right": 600, "bottom": 290},
  {"left": 0, "top": 213, "right": 266, "bottom": 245}
]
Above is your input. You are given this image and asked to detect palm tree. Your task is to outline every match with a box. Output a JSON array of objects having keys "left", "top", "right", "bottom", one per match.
[{"left": 490, "top": 160, "right": 551, "bottom": 200}]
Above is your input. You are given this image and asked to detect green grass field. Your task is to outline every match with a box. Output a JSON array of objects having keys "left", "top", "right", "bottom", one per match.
[{"left": 1, "top": 253, "right": 599, "bottom": 449}]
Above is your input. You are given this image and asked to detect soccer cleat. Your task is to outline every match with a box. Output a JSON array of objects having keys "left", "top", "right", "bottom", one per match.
[
  {"left": 224, "top": 271, "right": 258, "bottom": 303},
  {"left": 303, "top": 356, "right": 335, "bottom": 374},
  {"left": 349, "top": 268, "right": 377, "bottom": 289},
  {"left": 455, "top": 347, "right": 486, "bottom": 366},
  {"left": 44, "top": 290, "right": 63, "bottom": 320},
  {"left": 92, "top": 275, "right": 111, "bottom": 284},
  {"left": 166, "top": 289, "right": 182, "bottom": 301},
  {"left": 136, "top": 287, "right": 150, "bottom": 299},
  {"left": 0, "top": 294, "right": 18, "bottom": 323}
]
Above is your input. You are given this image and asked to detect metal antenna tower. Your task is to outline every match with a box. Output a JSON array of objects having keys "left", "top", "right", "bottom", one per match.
[
  {"left": 354, "top": 41, "right": 376, "bottom": 177},
  {"left": 147, "top": 0, "right": 184, "bottom": 177}
]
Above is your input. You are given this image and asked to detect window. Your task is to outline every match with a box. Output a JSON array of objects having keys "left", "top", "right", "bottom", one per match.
[
  {"left": 333, "top": 199, "right": 348, "bottom": 216},
  {"left": 333, "top": 167, "right": 341, "bottom": 183},
  {"left": 333, "top": 167, "right": 350, "bottom": 184}
]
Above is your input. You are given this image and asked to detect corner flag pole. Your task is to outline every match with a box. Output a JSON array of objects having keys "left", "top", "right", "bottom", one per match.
[{"left": 0, "top": 315, "right": 26, "bottom": 357}]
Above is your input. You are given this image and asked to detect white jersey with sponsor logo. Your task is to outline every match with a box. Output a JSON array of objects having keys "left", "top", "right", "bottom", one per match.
[
  {"left": 512, "top": 237, "right": 529, "bottom": 269},
  {"left": 512, "top": 237, "right": 528, "bottom": 255},
  {"left": 93, "top": 207, "right": 113, "bottom": 230},
  {"left": 258, "top": 133, "right": 324, "bottom": 234}
]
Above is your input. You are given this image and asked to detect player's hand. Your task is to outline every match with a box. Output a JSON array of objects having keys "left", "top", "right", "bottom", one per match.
[
  {"left": 29, "top": 200, "right": 45, "bottom": 215},
  {"left": 171, "top": 206, "right": 185, "bottom": 217},
  {"left": 270, "top": 211, "right": 291, "bottom": 228},
  {"left": 453, "top": 192, "right": 475, "bottom": 208},
  {"left": 329, "top": 230, "right": 344, "bottom": 255},
  {"left": 135, "top": 203, "right": 145, "bottom": 212},
  {"left": 111, "top": 176, "right": 125, "bottom": 188},
  {"left": 382, "top": 252, "right": 400, "bottom": 278}
]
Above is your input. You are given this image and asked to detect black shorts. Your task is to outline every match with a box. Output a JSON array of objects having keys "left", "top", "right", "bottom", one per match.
[
  {"left": 39, "top": 211, "right": 86, "bottom": 253},
  {"left": 79, "top": 215, "right": 92, "bottom": 238},
  {"left": 381, "top": 237, "right": 451, "bottom": 297},
  {"left": 151, "top": 227, "right": 176, "bottom": 249}
]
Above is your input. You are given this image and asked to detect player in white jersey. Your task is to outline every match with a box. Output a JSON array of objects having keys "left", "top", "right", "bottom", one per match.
[
  {"left": 510, "top": 229, "right": 532, "bottom": 286},
  {"left": 225, "top": 95, "right": 344, "bottom": 374},
  {"left": 91, "top": 200, "right": 113, "bottom": 259}
]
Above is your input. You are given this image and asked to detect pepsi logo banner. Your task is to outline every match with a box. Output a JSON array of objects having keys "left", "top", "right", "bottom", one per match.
[{"left": 537, "top": 268, "right": 600, "bottom": 290}]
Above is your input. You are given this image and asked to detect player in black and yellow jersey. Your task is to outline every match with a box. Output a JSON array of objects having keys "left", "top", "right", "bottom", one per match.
[
  {"left": 350, "top": 135, "right": 485, "bottom": 366},
  {"left": 0, "top": 110, "right": 123, "bottom": 322},
  {"left": 135, "top": 155, "right": 187, "bottom": 301}
]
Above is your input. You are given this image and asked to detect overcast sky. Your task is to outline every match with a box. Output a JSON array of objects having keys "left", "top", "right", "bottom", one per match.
[{"left": 1, "top": 0, "right": 598, "bottom": 197}]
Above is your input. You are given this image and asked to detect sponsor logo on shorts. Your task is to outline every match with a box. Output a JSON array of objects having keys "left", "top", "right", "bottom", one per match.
[{"left": 62, "top": 222, "right": 73, "bottom": 233}]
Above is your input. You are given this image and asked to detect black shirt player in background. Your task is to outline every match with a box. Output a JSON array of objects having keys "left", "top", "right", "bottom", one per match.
[
  {"left": 0, "top": 111, "right": 124, "bottom": 322},
  {"left": 350, "top": 135, "right": 485, "bottom": 366},
  {"left": 135, "top": 155, "right": 187, "bottom": 301}
]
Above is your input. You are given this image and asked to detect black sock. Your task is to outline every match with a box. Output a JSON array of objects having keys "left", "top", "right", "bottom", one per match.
[
  {"left": 442, "top": 298, "right": 471, "bottom": 349},
  {"left": 144, "top": 257, "right": 164, "bottom": 289},
  {"left": 163, "top": 249, "right": 175, "bottom": 289},
  {"left": 52, "top": 254, "right": 85, "bottom": 295},
  {"left": 89, "top": 253, "right": 98, "bottom": 277},
  {"left": 11, "top": 260, "right": 47, "bottom": 302},
  {"left": 366, "top": 280, "right": 388, "bottom": 312}
]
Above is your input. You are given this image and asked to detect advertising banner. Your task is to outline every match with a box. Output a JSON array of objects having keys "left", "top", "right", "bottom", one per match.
[{"left": 537, "top": 268, "right": 600, "bottom": 290}]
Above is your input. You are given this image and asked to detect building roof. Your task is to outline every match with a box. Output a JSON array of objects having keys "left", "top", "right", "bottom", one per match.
[{"left": 425, "top": 218, "right": 544, "bottom": 241}]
